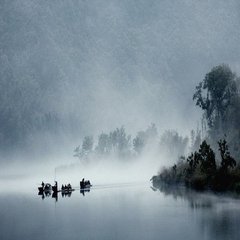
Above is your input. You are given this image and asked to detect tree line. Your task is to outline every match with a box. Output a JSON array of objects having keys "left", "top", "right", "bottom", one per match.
[
  {"left": 152, "top": 64, "right": 240, "bottom": 192},
  {"left": 193, "top": 64, "right": 240, "bottom": 157},
  {"left": 73, "top": 124, "right": 189, "bottom": 162},
  {"left": 152, "top": 139, "right": 240, "bottom": 191}
]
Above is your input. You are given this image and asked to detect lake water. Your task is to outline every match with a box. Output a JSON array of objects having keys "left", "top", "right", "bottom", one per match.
[{"left": 1, "top": 182, "right": 240, "bottom": 240}]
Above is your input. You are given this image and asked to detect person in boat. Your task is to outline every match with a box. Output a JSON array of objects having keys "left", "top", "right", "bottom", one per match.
[
  {"left": 86, "top": 180, "right": 91, "bottom": 186},
  {"left": 67, "top": 183, "right": 71, "bottom": 190},
  {"left": 41, "top": 181, "right": 45, "bottom": 188},
  {"left": 80, "top": 178, "right": 85, "bottom": 188},
  {"left": 53, "top": 181, "right": 58, "bottom": 192},
  {"left": 61, "top": 184, "right": 64, "bottom": 191}
]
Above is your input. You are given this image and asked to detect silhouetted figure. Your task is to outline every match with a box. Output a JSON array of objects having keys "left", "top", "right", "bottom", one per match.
[
  {"left": 80, "top": 178, "right": 85, "bottom": 188},
  {"left": 52, "top": 181, "right": 58, "bottom": 193},
  {"left": 41, "top": 181, "right": 45, "bottom": 188}
]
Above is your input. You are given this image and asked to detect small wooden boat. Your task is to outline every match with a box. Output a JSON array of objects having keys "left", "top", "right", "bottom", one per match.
[
  {"left": 38, "top": 183, "right": 52, "bottom": 193},
  {"left": 61, "top": 184, "right": 74, "bottom": 193},
  {"left": 80, "top": 181, "right": 92, "bottom": 189},
  {"left": 52, "top": 185, "right": 58, "bottom": 193},
  {"left": 61, "top": 188, "right": 75, "bottom": 193}
]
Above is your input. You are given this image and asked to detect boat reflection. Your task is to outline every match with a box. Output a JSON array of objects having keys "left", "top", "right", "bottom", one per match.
[
  {"left": 38, "top": 187, "right": 91, "bottom": 200},
  {"left": 80, "top": 188, "right": 90, "bottom": 196},
  {"left": 38, "top": 190, "right": 58, "bottom": 201}
]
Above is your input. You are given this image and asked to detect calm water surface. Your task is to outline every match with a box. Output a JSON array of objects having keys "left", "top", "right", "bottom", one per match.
[{"left": 0, "top": 182, "right": 240, "bottom": 240}]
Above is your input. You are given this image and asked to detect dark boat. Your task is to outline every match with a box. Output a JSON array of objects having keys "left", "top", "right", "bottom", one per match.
[
  {"left": 38, "top": 187, "right": 44, "bottom": 193},
  {"left": 61, "top": 188, "right": 75, "bottom": 193},
  {"left": 52, "top": 185, "right": 58, "bottom": 193},
  {"left": 61, "top": 184, "right": 74, "bottom": 193},
  {"left": 80, "top": 180, "right": 92, "bottom": 189},
  {"left": 38, "top": 183, "right": 52, "bottom": 193}
]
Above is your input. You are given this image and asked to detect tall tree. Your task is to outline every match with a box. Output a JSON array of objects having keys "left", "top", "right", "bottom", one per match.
[{"left": 193, "top": 64, "right": 239, "bottom": 133}]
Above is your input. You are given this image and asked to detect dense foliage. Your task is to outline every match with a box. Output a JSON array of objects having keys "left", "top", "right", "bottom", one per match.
[
  {"left": 152, "top": 139, "right": 240, "bottom": 191},
  {"left": 193, "top": 64, "right": 240, "bottom": 158},
  {"left": 153, "top": 65, "right": 240, "bottom": 192}
]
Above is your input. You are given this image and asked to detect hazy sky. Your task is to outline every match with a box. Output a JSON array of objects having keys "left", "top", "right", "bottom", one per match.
[{"left": 1, "top": 0, "right": 240, "bottom": 137}]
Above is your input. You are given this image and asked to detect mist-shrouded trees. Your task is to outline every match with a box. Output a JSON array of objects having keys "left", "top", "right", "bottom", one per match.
[
  {"left": 133, "top": 123, "right": 158, "bottom": 154},
  {"left": 159, "top": 130, "right": 188, "bottom": 162},
  {"left": 193, "top": 64, "right": 240, "bottom": 157},
  {"left": 74, "top": 136, "right": 94, "bottom": 160},
  {"left": 0, "top": 74, "right": 60, "bottom": 148},
  {"left": 152, "top": 64, "right": 240, "bottom": 192},
  {"left": 74, "top": 126, "right": 132, "bottom": 161},
  {"left": 95, "top": 133, "right": 111, "bottom": 155},
  {"left": 74, "top": 124, "right": 161, "bottom": 161},
  {"left": 193, "top": 64, "right": 238, "bottom": 130},
  {"left": 133, "top": 131, "right": 145, "bottom": 154},
  {"left": 109, "top": 127, "right": 131, "bottom": 157},
  {"left": 190, "top": 129, "right": 201, "bottom": 152}
]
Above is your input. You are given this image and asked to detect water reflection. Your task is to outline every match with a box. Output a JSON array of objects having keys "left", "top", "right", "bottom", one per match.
[
  {"left": 52, "top": 191, "right": 58, "bottom": 201},
  {"left": 80, "top": 188, "right": 90, "bottom": 196},
  {"left": 153, "top": 183, "right": 240, "bottom": 240},
  {"left": 38, "top": 188, "right": 91, "bottom": 200},
  {"left": 152, "top": 183, "right": 214, "bottom": 210},
  {"left": 38, "top": 190, "right": 58, "bottom": 201},
  {"left": 1, "top": 183, "right": 240, "bottom": 240}
]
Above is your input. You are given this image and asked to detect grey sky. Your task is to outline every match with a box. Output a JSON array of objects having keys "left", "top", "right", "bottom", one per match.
[{"left": 1, "top": 0, "right": 240, "bottom": 137}]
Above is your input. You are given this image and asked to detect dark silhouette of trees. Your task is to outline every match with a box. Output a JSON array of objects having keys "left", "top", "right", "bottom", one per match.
[
  {"left": 154, "top": 139, "right": 240, "bottom": 192},
  {"left": 218, "top": 139, "right": 236, "bottom": 173},
  {"left": 198, "top": 140, "right": 216, "bottom": 175},
  {"left": 193, "top": 64, "right": 238, "bottom": 131},
  {"left": 193, "top": 64, "right": 240, "bottom": 157}
]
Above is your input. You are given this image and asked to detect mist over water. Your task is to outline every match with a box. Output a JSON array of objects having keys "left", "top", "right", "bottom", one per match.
[
  {"left": 1, "top": 1, "right": 240, "bottom": 239},
  {"left": 1, "top": 183, "right": 240, "bottom": 240}
]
